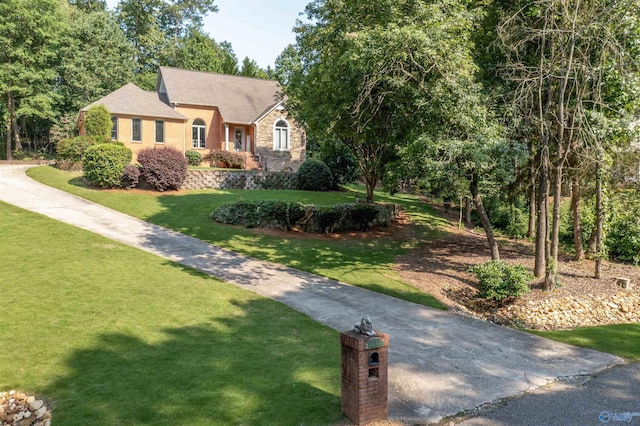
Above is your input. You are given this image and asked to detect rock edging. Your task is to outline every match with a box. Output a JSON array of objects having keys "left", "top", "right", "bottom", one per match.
[{"left": 0, "top": 391, "right": 51, "bottom": 426}]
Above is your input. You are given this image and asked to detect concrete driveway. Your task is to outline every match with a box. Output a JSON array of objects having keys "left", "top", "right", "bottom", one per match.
[{"left": 0, "top": 164, "right": 622, "bottom": 424}]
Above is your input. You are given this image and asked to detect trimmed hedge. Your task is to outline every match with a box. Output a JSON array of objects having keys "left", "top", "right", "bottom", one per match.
[
  {"left": 212, "top": 201, "right": 400, "bottom": 234},
  {"left": 296, "top": 159, "right": 333, "bottom": 191},
  {"left": 212, "top": 200, "right": 306, "bottom": 231},
  {"left": 137, "top": 147, "right": 188, "bottom": 192},
  {"left": 83, "top": 143, "right": 132, "bottom": 188}
]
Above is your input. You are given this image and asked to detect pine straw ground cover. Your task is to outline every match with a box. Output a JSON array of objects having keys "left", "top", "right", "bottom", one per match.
[{"left": 394, "top": 204, "right": 640, "bottom": 357}]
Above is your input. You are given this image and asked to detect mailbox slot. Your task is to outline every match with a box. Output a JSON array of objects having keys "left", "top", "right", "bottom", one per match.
[{"left": 369, "top": 351, "right": 379, "bottom": 366}]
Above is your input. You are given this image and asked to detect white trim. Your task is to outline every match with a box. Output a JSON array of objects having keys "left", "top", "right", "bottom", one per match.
[
  {"left": 273, "top": 117, "right": 290, "bottom": 151},
  {"left": 224, "top": 124, "right": 229, "bottom": 151},
  {"left": 191, "top": 118, "right": 206, "bottom": 149},
  {"left": 255, "top": 101, "right": 284, "bottom": 123}
]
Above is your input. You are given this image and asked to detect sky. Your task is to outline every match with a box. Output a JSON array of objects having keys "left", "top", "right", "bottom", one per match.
[{"left": 106, "top": 0, "right": 310, "bottom": 69}]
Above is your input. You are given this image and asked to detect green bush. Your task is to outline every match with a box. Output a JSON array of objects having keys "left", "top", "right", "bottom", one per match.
[
  {"left": 315, "top": 140, "right": 360, "bottom": 187},
  {"left": 84, "top": 105, "right": 113, "bottom": 143},
  {"left": 212, "top": 200, "right": 400, "bottom": 234},
  {"left": 137, "top": 147, "right": 188, "bottom": 192},
  {"left": 56, "top": 136, "right": 94, "bottom": 163},
  {"left": 208, "top": 150, "right": 244, "bottom": 168},
  {"left": 607, "top": 191, "right": 640, "bottom": 264},
  {"left": 83, "top": 143, "right": 132, "bottom": 188},
  {"left": 212, "top": 200, "right": 306, "bottom": 231},
  {"left": 469, "top": 260, "right": 532, "bottom": 301},
  {"left": 296, "top": 159, "right": 333, "bottom": 191},
  {"left": 185, "top": 150, "right": 202, "bottom": 166}
]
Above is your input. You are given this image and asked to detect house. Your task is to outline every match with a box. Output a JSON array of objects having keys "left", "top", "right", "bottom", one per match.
[{"left": 77, "top": 67, "right": 306, "bottom": 171}]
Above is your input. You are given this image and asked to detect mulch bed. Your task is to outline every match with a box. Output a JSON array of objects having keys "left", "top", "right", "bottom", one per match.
[{"left": 394, "top": 204, "right": 640, "bottom": 330}]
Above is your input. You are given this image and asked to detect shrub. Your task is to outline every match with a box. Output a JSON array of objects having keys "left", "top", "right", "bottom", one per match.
[
  {"left": 84, "top": 105, "right": 112, "bottom": 143},
  {"left": 83, "top": 143, "right": 132, "bottom": 188},
  {"left": 208, "top": 150, "right": 244, "bottom": 168},
  {"left": 137, "top": 147, "right": 188, "bottom": 191},
  {"left": 185, "top": 150, "right": 202, "bottom": 166},
  {"left": 315, "top": 140, "right": 360, "bottom": 187},
  {"left": 121, "top": 163, "right": 141, "bottom": 189},
  {"left": 296, "top": 159, "right": 333, "bottom": 191},
  {"left": 212, "top": 200, "right": 306, "bottom": 230},
  {"left": 56, "top": 136, "right": 94, "bottom": 163},
  {"left": 607, "top": 191, "right": 640, "bottom": 264},
  {"left": 469, "top": 261, "right": 532, "bottom": 301}
]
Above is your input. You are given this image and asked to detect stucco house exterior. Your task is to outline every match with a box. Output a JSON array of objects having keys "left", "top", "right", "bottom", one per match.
[{"left": 77, "top": 67, "right": 306, "bottom": 171}]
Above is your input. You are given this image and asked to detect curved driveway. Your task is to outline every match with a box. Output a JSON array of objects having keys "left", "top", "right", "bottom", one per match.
[{"left": 0, "top": 165, "right": 621, "bottom": 423}]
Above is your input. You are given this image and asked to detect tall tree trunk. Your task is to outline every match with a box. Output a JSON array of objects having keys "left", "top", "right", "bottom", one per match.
[
  {"left": 586, "top": 228, "right": 597, "bottom": 257},
  {"left": 5, "top": 100, "right": 11, "bottom": 161},
  {"left": 465, "top": 196, "right": 472, "bottom": 224},
  {"left": 7, "top": 91, "right": 21, "bottom": 157},
  {"left": 527, "top": 139, "right": 536, "bottom": 238},
  {"left": 594, "top": 153, "right": 604, "bottom": 279},
  {"left": 470, "top": 174, "right": 500, "bottom": 260},
  {"left": 546, "top": 160, "right": 564, "bottom": 290},
  {"left": 534, "top": 145, "right": 549, "bottom": 277},
  {"left": 571, "top": 177, "right": 584, "bottom": 261}
]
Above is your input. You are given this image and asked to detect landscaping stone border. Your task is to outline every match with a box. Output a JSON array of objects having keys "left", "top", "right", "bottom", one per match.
[
  {"left": 182, "top": 169, "right": 296, "bottom": 190},
  {"left": 0, "top": 390, "right": 51, "bottom": 425}
]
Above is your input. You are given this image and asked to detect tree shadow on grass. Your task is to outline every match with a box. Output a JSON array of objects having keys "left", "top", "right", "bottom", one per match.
[{"left": 43, "top": 298, "right": 342, "bottom": 426}]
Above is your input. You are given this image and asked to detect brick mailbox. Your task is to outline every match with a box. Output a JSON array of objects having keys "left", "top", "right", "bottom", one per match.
[{"left": 340, "top": 317, "right": 389, "bottom": 425}]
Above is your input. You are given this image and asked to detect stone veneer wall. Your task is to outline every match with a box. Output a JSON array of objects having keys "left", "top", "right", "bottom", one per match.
[
  {"left": 254, "top": 108, "right": 306, "bottom": 172},
  {"left": 182, "top": 169, "right": 296, "bottom": 190}
]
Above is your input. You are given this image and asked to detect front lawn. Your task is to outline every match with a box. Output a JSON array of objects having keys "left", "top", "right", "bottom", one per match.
[
  {"left": 0, "top": 201, "right": 342, "bottom": 425},
  {"left": 529, "top": 324, "right": 640, "bottom": 361},
  {"left": 27, "top": 166, "right": 447, "bottom": 309}
]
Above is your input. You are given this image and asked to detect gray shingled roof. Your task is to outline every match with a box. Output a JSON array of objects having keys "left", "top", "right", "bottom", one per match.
[
  {"left": 82, "top": 83, "right": 187, "bottom": 121},
  {"left": 158, "top": 66, "right": 282, "bottom": 124}
]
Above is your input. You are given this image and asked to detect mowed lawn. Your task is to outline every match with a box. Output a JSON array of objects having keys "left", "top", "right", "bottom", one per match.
[
  {"left": 0, "top": 201, "right": 342, "bottom": 425},
  {"left": 27, "top": 166, "right": 447, "bottom": 309}
]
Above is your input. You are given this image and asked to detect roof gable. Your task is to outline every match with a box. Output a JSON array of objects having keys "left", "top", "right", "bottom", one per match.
[
  {"left": 82, "top": 83, "right": 186, "bottom": 121},
  {"left": 158, "top": 67, "right": 282, "bottom": 124}
]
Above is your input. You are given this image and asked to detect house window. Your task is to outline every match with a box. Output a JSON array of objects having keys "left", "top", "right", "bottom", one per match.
[
  {"left": 132, "top": 118, "right": 142, "bottom": 142},
  {"left": 192, "top": 119, "right": 206, "bottom": 149},
  {"left": 155, "top": 120, "right": 164, "bottom": 144},
  {"left": 111, "top": 117, "right": 118, "bottom": 141},
  {"left": 274, "top": 119, "right": 289, "bottom": 150}
]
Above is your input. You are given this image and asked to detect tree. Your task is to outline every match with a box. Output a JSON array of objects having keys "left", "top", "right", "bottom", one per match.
[
  {"left": 68, "top": 0, "right": 106, "bottom": 12},
  {"left": 84, "top": 105, "right": 113, "bottom": 143},
  {"left": 162, "top": 27, "right": 233, "bottom": 73},
  {"left": 218, "top": 41, "right": 239, "bottom": 74},
  {"left": 117, "top": 0, "right": 220, "bottom": 86},
  {"left": 159, "top": 0, "right": 218, "bottom": 43},
  {"left": 57, "top": 8, "right": 135, "bottom": 114},
  {"left": 239, "top": 57, "right": 268, "bottom": 79},
  {"left": 0, "top": 0, "right": 65, "bottom": 159},
  {"left": 494, "top": 0, "right": 640, "bottom": 288},
  {"left": 285, "top": 0, "right": 481, "bottom": 203}
]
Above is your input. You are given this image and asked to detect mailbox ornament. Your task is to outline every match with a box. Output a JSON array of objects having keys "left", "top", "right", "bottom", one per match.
[{"left": 353, "top": 315, "right": 377, "bottom": 337}]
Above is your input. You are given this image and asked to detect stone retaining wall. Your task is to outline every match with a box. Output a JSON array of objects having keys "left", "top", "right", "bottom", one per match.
[{"left": 182, "top": 169, "right": 296, "bottom": 190}]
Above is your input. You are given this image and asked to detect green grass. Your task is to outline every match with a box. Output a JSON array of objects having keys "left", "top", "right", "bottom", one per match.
[
  {"left": 27, "top": 166, "right": 447, "bottom": 309},
  {"left": 0, "top": 201, "right": 342, "bottom": 425},
  {"left": 529, "top": 324, "right": 640, "bottom": 361}
]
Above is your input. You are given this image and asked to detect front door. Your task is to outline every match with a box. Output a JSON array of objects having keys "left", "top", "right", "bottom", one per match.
[{"left": 234, "top": 127, "right": 244, "bottom": 151}]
